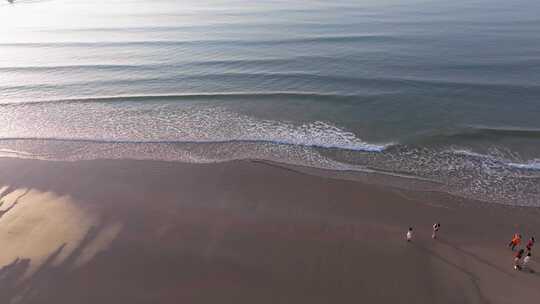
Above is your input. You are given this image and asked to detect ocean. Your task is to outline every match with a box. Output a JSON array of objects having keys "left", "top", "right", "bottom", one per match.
[{"left": 1, "top": 0, "right": 539, "bottom": 205}]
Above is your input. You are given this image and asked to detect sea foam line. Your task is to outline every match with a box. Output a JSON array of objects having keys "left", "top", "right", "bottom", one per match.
[
  {"left": 449, "top": 149, "right": 540, "bottom": 171},
  {"left": 0, "top": 137, "right": 391, "bottom": 153},
  {"left": 0, "top": 91, "right": 363, "bottom": 106}
]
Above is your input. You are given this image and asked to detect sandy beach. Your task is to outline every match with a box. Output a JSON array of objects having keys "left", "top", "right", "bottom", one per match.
[{"left": 0, "top": 157, "right": 539, "bottom": 304}]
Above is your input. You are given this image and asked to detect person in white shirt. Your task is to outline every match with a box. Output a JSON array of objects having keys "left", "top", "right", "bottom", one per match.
[
  {"left": 406, "top": 227, "right": 413, "bottom": 242},
  {"left": 523, "top": 252, "right": 532, "bottom": 271},
  {"left": 432, "top": 222, "right": 441, "bottom": 239}
]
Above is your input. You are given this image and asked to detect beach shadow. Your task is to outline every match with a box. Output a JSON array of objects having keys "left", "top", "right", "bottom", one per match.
[
  {"left": 0, "top": 201, "right": 18, "bottom": 219},
  {"left": 0, "top": 258, "right": 30, "bottom": 282},
  {"left": 412, "top": 243, "right": 489, "bottom": 304},
  {"left": 0, "top": 187, "right": 14, "bottom": 209},
  {"left": 0, "top": 258, "right": 31, "bottom": 303},
  {"left": 59, "top": 225, "right": 101, "bottom": 269},
  {"left": 0, "top": 186, "right": 15, "bottom": 201},
  {"left": 0, "top": 224, "right": 111, "bottom": 303},
  {"left": 0, "top": 243, "right": 65, "bottom": 303},
  {"left": 437, "top": 238, "right": 515, "bottom": 277},
  {"left": 0, "top": 188, "right": 30, "bottom": 220}
]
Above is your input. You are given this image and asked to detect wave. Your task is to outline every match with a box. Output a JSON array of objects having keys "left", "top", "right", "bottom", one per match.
[
  {"left": 406, "top": 125, "right": 540, "bottom": 147},
  {"left": 4, "top": 72, "right": 539, "bottom": 108},
  {"left": 461, "top": 126, "right": 540, "bottom": 139},
  {"left": 508, "top": 160, "right": 540, "bottom": 170},
  {"left": 3, "top": 70, "right": 538, "bottom": 97},
  {"left": 0, "top": 148, "right": 40, "bottom": 157},
  {"left": 0, "top": 72, "right": 402, "bottom": 90},
  {"left": 4, "top": 57, "right": 539, "bottom": 79},
  {"left": 3, "top": 137, "right": 538, "bottom": 168},
  {"left": 0, "top": 35, "right": 397, "bottom": 48},
  {"left": 447, "top": 149, "right": 492, "bottom": 158},
  {"left": 449, "top": 149, "right": 540, "bottom": 172},
  {"left": 39, "top": 23, "right": 359, "bottom": 33},
  {"left": 0, "top": 58, "right": 295, "bottom": 71},
  {"left": 0, "top": 57, "right": 334, "bottom": 72},
  {"left": 0, "top": 91, "right": 372, "bottom": 106},
  {"left": 0, "top": 136, "right": 390, "bottom": 153},
  {"left": 0, "top": 64, "right": 152, "bottom": 72}
]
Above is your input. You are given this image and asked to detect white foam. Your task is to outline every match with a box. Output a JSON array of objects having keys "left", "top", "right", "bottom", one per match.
[
  {"left": 447, "top": 149, "right": 489, "bottom": 158},
  {"left": 449, "top": 149, "right": 540, "bottom": 171},
  {"left": 508, "top": 160, "right": 540, "bottom": 170},
  {"left": 0, "top": 102, "right": 390, "bottom": 153}
]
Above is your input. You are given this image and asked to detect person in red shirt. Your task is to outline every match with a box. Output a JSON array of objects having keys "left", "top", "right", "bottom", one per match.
[
  {"left": 508, "top": 233, "right": 521, "bottom": 251},
  {"left": 514, "top": 249, "right": 525, "bottom": 270},
  {"left": 526, "top": 236, "right": 535, "bottom": 252}
]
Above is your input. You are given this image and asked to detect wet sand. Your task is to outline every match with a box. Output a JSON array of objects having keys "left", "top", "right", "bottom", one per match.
[{"left": 0, "top": 158, "right": 539, "bottom": 304}]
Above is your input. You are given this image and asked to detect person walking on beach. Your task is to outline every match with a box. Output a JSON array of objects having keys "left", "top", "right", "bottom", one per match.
[
  {"left": 514, "top": 249, "right": 525, "bottom": 270},
  {"left": 526, "top": 236, "right": 535, "bottom": 252},
  {"left": 523, "top": 252, "right": 532, "bottom": 272},
  {"left": 432, "top": 222, "right": 441, "bottom": 239},
  {"left": 406, "top": 227, "right": 413, "bottom": 242},
  {"left": 508, "top": 233, "right": 521, "bottom": 251}
]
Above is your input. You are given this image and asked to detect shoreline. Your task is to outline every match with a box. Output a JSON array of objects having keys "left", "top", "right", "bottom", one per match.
[
  {"left": 0, "top": 135, "right": 539, "bottom": 207},
  {"left": 0, "top": 157, "right": 539, "bottom": 303},
  {"left": 0, "top": 150, "right": 536, "bottom": 207}
]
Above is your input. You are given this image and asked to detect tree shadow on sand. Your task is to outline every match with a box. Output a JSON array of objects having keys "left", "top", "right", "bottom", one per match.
[
  {"left": 0, "top": 188, "right": 30, "bottom": 220},
  {"left": 0, "top": 225, "right": 105, "bottom": 303},
  {"left": 0, "top": 244, "right": 65, "bottom": 303}
]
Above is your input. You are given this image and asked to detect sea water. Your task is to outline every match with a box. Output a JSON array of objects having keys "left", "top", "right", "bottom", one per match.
[{"left": 1, "top": 0, "right": 539, "bottom": 205}]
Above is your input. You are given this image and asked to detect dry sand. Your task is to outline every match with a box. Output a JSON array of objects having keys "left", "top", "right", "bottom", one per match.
[{"left": 0, "top": 158, "right": 539, "bottom": 304}]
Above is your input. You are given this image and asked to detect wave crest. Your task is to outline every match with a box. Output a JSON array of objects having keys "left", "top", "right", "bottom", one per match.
[{"left": 0, "top": 104, "right": 390, "bottom": 152}]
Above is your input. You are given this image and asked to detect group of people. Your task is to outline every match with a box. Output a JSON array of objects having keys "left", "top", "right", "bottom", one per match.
[
  {"left": 509, "top": 233, "right": 535, "bottom": 271},
  {"left": 405, "top": 224, "right": 535, "bottom": 272},
  {"left": 405, "top": 222, "right": 440, "bottom": 242}
]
